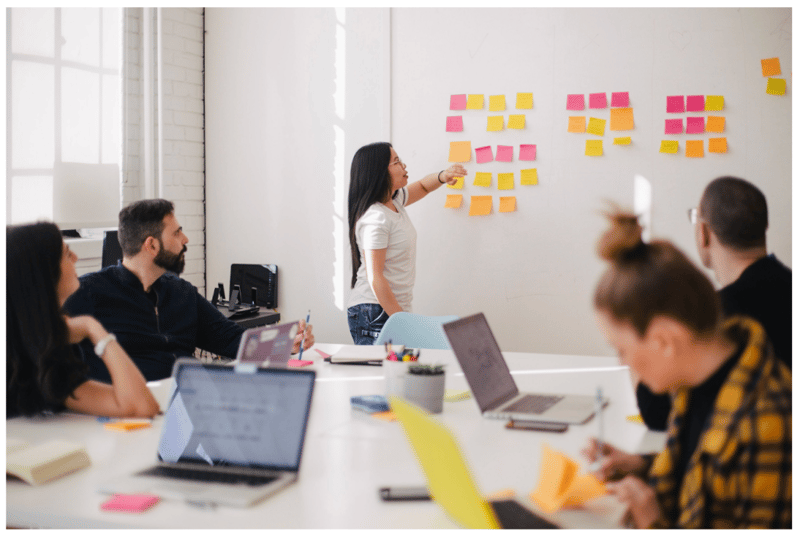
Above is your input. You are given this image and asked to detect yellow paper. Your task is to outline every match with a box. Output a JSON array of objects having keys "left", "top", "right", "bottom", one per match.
[
  {"left": 520, "top": 168, "right": 538, "bottom": 186},
  {"left": 466, "top": 94, "right": 484, "bottom": 110},
  {"left": 487, "top": 116, "right": 504, "bottom": 131},
  {"left": 609, "top": 108, "right": 634, "bottom": 131},
  {"left": 447, "top": 176, "right": 465, "bottom": 189},
  {"left": 448, "top": 141, "right": 471, "bottom": 162},
  {"left": 585, "top": 140, "right": 603, "bottom": 156},
  {"left": 516, "top": 92, "right": 533, "bottom": 109},
  {"left": 587, "top": 117, "right": 606, "bottom": 136},
  {"left": 499, "top": 197, "right": 516, "bottom": 213},
  {"left": 489, "top": 94, "right": 506, "bottom": 111},
  {"left": 613, "top": 137, "right": 631, "bottom": 145},
  {"left": 708, "top": 137, "right": 728, "bottom": 153},
  {"left": 444, "top": 194, "right": 463, "bottom": 209},
  {"left": 761, "top": 57, "right": 781, "bottom": 77},
  {"left": 473, "top": 172, "right": 492, "bottom": 187},
  {"left": 686, "top": 140, "right": 704, "bottom": 157},
  {"left": 706, "top": 116, "right": 725, "bottom": 133},
  {"left": 626, "top": 414, "right": 644, "bottom": 423},
  {"left": 766, "top": 78, "right": 786, "bottom": 96},
  {"left": 705, "top": 95, "right": 724, "bottom": 111},
  {"left": 443, "top": 389, "right": 471, "bottom": 402},
  {"left": 507, "top": 114, "right": 526, "bottom": 129},
  {"left": 568, "top": 116, "right": 586, "bottom": 133},
  {"left": 497, "top": 173, "right": 515, "bottom": 190},
  {"left": 660, "top": 140, "right": 679, "bottom": 154},
  {"left": 468, "top": 196, "right": 492, "bottom": 216},
  {"left": 530, "top": 444, "right": 607, "bottom": 513}
]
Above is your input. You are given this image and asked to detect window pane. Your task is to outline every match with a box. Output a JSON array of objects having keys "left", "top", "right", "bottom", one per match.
[
  {"left": 11, "top": 61, "right": 55, "bottom": 169},
  {"left": 11, "top": 8, "right": 55, "bottom": 57},
  {"left": 102, "top": 8, "right": 121, "bottom": 70},
  {"left": 62, "top": 67, "right": 100, "bottom": 164},
  {"left": 61, "top": 8, "right": 100, "bottom": 67},
  {"left": 10, "top": 176, "right": 54, "bottom": 224},
  {"left": 102, "top": 74, "right": 121, "bottom": 164}
]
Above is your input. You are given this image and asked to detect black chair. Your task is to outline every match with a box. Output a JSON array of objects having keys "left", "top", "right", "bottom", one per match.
[{"left": 101, "top": 230, "right": 123, "bottom": 268}]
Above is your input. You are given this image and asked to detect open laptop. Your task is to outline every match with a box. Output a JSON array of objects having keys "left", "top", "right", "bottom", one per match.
[
  {"left": 443, "top": 313, "right": 605, "bottom": 424},
  {"left": 390, "top": 397, "right": 558, "bottom": 529},
  {"left": 235, "top": 321, "right": 298, "bottom": 367},
  {"left": 98, "top": 360, "right": 316, "bottom": 507}
]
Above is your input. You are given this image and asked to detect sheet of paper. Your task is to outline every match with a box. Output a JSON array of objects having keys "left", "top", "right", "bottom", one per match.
[
  {"left": 609, "top": 108, "right": 634, "bottom": 131},
  {"left": 499, "top": 196, "right": 516, "bottom": 213},
  {"left": 705, "top": 95, "right": 724, "bottom": 111},
  {"left": 586, "top": 117, "right": 606, "bottom": 136},
  {"left": 489, "top": 94, "right": 506, "bottom": 111},
  {"left": 444, "top": 194, "right": 463, "bottom": 208},
  {"left": 585, "top": 140, "right": 603, "bottom": 156},
  {"left": 497, "top": 173, "right": 515, "bottom": 190},
  {"left": 664, "top": 118, "right": 683, "bottom": 134},
  {"left": 706, "top": 116, "right": 725, "bottom": 132},
  {"left": 448, "top": 141, "right": 472, "bottom": 163},
  {"left": 761, "top": 57, "right": 781, "bottom": 77},
  {"left": 589, "top": 92, "right": 607, "bottom": 109},
  {"left": 468, "top": 196, "right": 492, "bottom": 216},
  {"left": 446, "top": 116, "right": 463, "bottom": 132},
  {"left": 447, "top": 176, "right": 465, "bottom": 189},
  {"left": 495, "top": 145, "right": 513, "bottom": 162},
  {"left": 767, "top": 78, "right": 786, "bottom": 96},
  {"left": 519, "top": 144, "right": 537, "bottom": 161},
  {"left": 686, "top": 95, "right": 705, "bottom": 112},
  {"left": 708, "top": 137, "right": 728, "bottom": 153},
  {"left": 568, "top": 116, "right": 586, "bottom": 133},
  {"left": 666, "top": 95, "right": 685, "bottom": 113},
  {"left": 473, "top": 172, "right": 492, "bottom": 187},
  {"left": 516, "top": 92, "right": 533, "bottom": 109},
  {"left": 466, "top": 94, "right": 484, "bottom": 110},
  {"left": 685, "top": 139, "right": 704, "bottom": 157},
  {"left": 507, "top": 114, "right": 525, "bottom": 129},
  {"left": 487, "top": 115, "right": 504, "bottom": 131},
  {"left": 520, "top": 168, "right": 538, "bottom": 185},
  {"left": 567, "top": 94, "right": 585, "bottom": 110},
  {"left": 613, "top": 137, "right": 631, "bottom": 145},
  {"left": 530, "top": 444, "right": 607, "bottom": 514},
  {"left": 475, "top": 145, "right": 493, "bottom": 164},
  {"left": 450, "top": 94, "right": 467, "bottom": 110},
  {"left": 660, "top": 140, "right": 679, "bottom": 154},
  {"left": 610, "top": 91, "right": 629, "bottom": 107},
  {"left": 686, "top": 116, "right": 705, "bottom": 134}
]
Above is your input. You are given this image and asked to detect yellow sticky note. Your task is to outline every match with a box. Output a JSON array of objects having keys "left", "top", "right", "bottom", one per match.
[
  {"left": 706, "top": 116, "right": 725, "bottom": 133},
  {"left": 613, "top": 137, "right": 631, "bottom": 145},
  {"left": 516, "top": 92, "right": 533, "bottom": 109},
  {"left": 473, "top": 172, "right": 492, "bottom": 187},
  {"left": 761, "top": 57, "right": 781, "bottom": 77},
  {"left": 443, "top": 389, "right": 471, "bottom": 402},
  {"left": 766, "top": 78, "right": 786, "bottom": 96},
  {"left": 609, "top": 108, "right": 634, "bottom": 131},
  {"left": 586, "top": 117, "right": 606, "bottom": 136},
  {"left": 487, "top": 116, "right": 504, "bottom": 131},
  {"left": 660, "top": 140, "right": 679, "bottom": 154},
  {"left": 466, "top": 94, "right": 484, "bottom": 110},
  {"left": 489, "top": 95, "right": 506, "bottom": 111},
  {"left": 448, "top": 141, "right": 471, "bottom": 162},
  {"left": 468, "top": 196, "right": 492, "bottom": 216},
  {"left": 507, "top": 114, "right": 526, "bottom": 129},
  {"left": 499, "top": 197, "right": 516, "bottom": 213},
  {"left": 626, "top": 414, "right": 644, "bottom": 423},
  {"left": 585, "top": 140, "right": 603, "bottom": 156},
  {"left": 708, "top": 137, "right": 728, "bottom": 153},
  {"left": 447, "top": 176, "right": 465, "bottom": 189},
  {"left": 520, "top": 168, "right": 538, "bottom": 185},
  {"left": 444, "top": 194, "right": 463, "bottom": 209},
  {"left": 568, "top": 116, "right": 586, "bottom": 133},
  {"left": 686, "top": 139, "right": 704, "bottom": 157},
  {"left": 705, "top": 95, "right": 724, "bottom": 111},
  {"left": 497, "top": 172, "right": 515, "bottom": 190}
]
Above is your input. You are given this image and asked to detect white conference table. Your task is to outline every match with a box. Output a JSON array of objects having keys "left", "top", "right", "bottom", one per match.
[{"left": 6, "top": 344, "right": 667, "bottom": 529}]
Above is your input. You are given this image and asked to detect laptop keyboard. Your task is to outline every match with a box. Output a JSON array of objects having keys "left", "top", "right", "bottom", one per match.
[
  {"left": 490, "top": 499, "right": 559, "bottom": 529},
  {"left": 501, "top": 394, "right": 563, "bottom": 414},
  {"left": 137, "top": 466, "right": 278, "bottom": 487}
]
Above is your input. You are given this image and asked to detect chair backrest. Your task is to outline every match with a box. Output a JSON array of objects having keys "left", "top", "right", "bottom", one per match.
[
  {"left": 101, "top": 230, "right": 123, "bottom": 268},
  {"left": 374, "top": 312, "right": 458, "bottom": 349}
]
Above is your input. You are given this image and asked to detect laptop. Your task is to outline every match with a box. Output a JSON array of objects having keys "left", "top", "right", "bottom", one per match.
[
  {"left": 98, "top": 360, "right": 316, "bottom": 507},
  {"left": 390, "top": 396, "right": 558, "bottom": 529},
  {"left": 443, "top": 313, "right": 605, "bottom": 424},
  {"left": 235, "top": 321, "right": 298, "bottom": 367}
]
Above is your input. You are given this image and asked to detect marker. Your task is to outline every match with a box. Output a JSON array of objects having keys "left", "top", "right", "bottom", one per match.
[
  {"left": 589, "top": 387, "right": 604, "bottom": 472},
  {"left": 298, "top": 310, "right": 311, "bottom": 361}
]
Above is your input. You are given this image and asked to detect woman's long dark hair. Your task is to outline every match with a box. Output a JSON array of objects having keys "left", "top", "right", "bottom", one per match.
[
  {"left": 6, "top": 222, "right": 87, "bottom": 416},
  {"left": 348, "top": 142, "right": 394, "bottom": 288}
]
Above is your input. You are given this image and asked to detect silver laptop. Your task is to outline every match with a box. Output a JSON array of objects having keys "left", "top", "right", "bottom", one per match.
[
  {"left": 236, "top": 321, "right": 298, "bottom": 367},
  {"left": 98, "top": 360, "right": 316, "bottom": 507},
  {"left": 443, "top": 313, "right": 605, "bottom": 424}
]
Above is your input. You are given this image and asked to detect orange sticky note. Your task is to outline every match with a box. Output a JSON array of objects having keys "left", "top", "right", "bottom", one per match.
[
  {"left": 766, "top": 78, "right": 786, "bottom": 96},
  {"left": 448, "top": 141, "right": 471, "bottom": 162},
  {"left": 586, "top": 117, "right": 606, "bottom": 136},
  {"left": 761, "top": 57, "right": 781, "bottom": 77},
  {"left": 444, "top": 194, "right": 463, "bottom": 209},
  {"left": 585, "top": 140, "right": 603, "bottom": 156},
  {"left": 105, "top": 420, "right": 151, "bottom": 432},
  {"left": 447, "top": 176, "right": 465, "bottom": 189},
  {"left": 530, "top": 444, "right": 607, "bottom": 513},
  {"left": 466, "top": 94, "right": 484, "bottom": 110},
  {"left": 497, "top": 173, "right": 515, "bottom": 190},
  {"left": 609, "top": 108, "right": 634, "bottom": 131},
  {"left": 705, "top": 95, "right": 724, "bottom": 111},
  {"left": 507, "top": 114, "right": 526, "bottom": 129},
  {"left": 372, "top": 411, "right": 397, "bottom": 422},
  {"left": 499, "top": 197, "right": 516, "bottom": 213},
  {"left": 686, "top": 140, "right": 704, "bottom": 157},
  {"left": 613, "top": 137, "right": 631, "bottom": 145},
  {"left": 708, "top": 137, "right": 728, "bottom": 153},
  {"left": 516, "top": 93, "right": 533, "bottom": 109},
  {"left": 561, "top": 474, "right": 608, "bottom": 508},
  {"left": 520, "top": 168, "right": 538, "bottom": 186},
  {"left": 473, "top": 172, "right": 492, "bottom": 187},
  {"left": 706, "top": 116, "right": 725, "bottom": 133},
  {"left": 487, "top": 488, "right": 517, "bottom": 501},
  {"left": 568, "top": 116, "right": 586, "bottom": 133},
  {"left": 487, "top": 116, "right": 504, "bottom": 131},
  {"left": 468, "top": 196, "right": 492, "bottom": 216},
  {"left": 489, "top": 95, "right": 506, "bottom": 111},
  {"left": 659, "top": 140, "right": 679, "bottom": 154}
]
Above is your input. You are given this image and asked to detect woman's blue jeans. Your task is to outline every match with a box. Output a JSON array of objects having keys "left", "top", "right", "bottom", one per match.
[{"left": 347, "top": 303, "right": 389, "bottom": 345}]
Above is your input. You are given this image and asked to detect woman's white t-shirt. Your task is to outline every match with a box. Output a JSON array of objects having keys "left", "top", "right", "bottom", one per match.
[{"left": 347, "top": 188, "right": 417, "bottom": 312}]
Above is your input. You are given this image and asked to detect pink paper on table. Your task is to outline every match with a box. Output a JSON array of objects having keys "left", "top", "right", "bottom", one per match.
[
  {"left": 450, "top": 94, "right": 467, "bottom": 110},
  {"left": 566, "top": 94, "right": 585, "bottom": 110},
  {"left": 686, "top": 116, "right": 705, "bottom": 134},
  {"left": 446, "top": 116, "right": 463, "bottom": 132},
  {"left": 686, "top": 95, "right": 704, "bottom": 112},
  {"left": 475, "top": 145, "right": 494, "bottom": 164},
  {"left": 666, "top": 95, "right": 685, "bottom": 113},
  {"left": 519, "top": 144, "right": 536, "bottom": 161},
  {"left": 314, "top": 348, "right": 331, "bottom": 360},
  {"left": 610, "top": 92, "right": 629, "bottom": 107},
  {"left": 101, "top": 494, "right": 160, "bottom": 513},
  {"left": 589, "top": 93, "right": 607, "bottom": 109},
  {"left": 496, "top": 145, "right": 514, "bottom": 162},
  {"left": 288, "top": 359, "right": 313, "bottom": 368},
  {"left": 665, "top": 119, "right": 683, "bottom": 135}
]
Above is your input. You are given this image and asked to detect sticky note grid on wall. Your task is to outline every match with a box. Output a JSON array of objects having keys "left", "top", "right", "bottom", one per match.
[
  {"left": 660, "top": 94, "right": 728, "bottom": 156},
  {"left": 565, "top": 91, "right": 634, "bottom": 156}
]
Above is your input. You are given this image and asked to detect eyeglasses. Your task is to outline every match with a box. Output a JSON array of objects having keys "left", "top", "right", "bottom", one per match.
[
  {"left": 687, "top": 207, "right": 698, "bottom": 224},
  {"left": 390, "top": 158, "right": 405, "bottom": 167}
]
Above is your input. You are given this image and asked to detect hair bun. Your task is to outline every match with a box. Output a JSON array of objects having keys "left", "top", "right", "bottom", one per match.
[{"left": 597, "top": 209, "right": 644, "bottom": 262}]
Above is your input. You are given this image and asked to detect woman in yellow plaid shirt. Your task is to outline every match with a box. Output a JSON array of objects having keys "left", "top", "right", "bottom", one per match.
[{"left": 583, "top": 209, "right": 791, "bottom": 529}]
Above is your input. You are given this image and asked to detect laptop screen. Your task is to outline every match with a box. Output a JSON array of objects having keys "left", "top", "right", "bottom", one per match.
[{"left": 158, "top": 362, "right": 315, "bottom": 472}]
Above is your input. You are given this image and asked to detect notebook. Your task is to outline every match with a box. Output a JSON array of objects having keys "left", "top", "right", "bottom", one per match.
[
  {"left": 443, "top": 313, "right": 605, "bottom": 424},
  {"left": 390, "top": 397, "right": 558, "bottom": 529},
  {"left": 98, "top": 360, "right": 316, "bottom": 507},
  {"left": 235, "top": 321, "right": 298, "bottom": 367}
]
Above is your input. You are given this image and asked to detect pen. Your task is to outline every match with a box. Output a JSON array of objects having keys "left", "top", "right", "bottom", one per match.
[
  {"left": 298, "top": 310, "right": 310, "bottom": 361},
  {"left": 595, "top": 386, "right": 604, "bottom": 464}
]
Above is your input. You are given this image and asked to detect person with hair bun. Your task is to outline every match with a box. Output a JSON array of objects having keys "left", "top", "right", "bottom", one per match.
[{"left": 583, "top": 209, "right": 791, "bottom": 529}]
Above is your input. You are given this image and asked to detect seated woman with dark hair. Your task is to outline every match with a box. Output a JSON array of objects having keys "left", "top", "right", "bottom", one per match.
[{"left": 6, "top": 222, "right": 159, "bottom": 419}]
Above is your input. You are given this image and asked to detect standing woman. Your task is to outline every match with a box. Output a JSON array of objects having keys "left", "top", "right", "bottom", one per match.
[
  {"left": 7, "top": 222, "right": 160, "bottom": 419},
  {"left": 347, "top": 142, "right": 466, "bottom": 344}
]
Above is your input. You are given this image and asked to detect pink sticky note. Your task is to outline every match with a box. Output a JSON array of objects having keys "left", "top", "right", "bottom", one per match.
[
  {"left": 589, "top": 93, "right": 607, "bottom": 109},
  {"left": 666, "top": 95, "right": 685, "bottom": 113},
  {"left": 686, "top": 95, "right": 704, "bottom": 112},
  {"left": 446, "top": 116, "right": 463, "bottom": 132},
  {"left": 611, "top": 92, "right": 629, "bottom": 107},
  {"left": 686, "top": 116, "right": 705, "bottom": 134},
  {"left": 288, "top": 359, "right": 313, "bottom": 368},
  {"left": 475, "top": 145, "right": 494, "bottom": 164},
  {"left": 519, "top": 144, "right": 537, "bottom": 161},
  {"left": 101, "top": 494, "right": 160, "bottom": 513},
  {"left": 665, "top": 119, "right": 683, "bottom": 134},
  {"left": 496, "top": 145, "right": 514, "bottom": 162},
  {"left": 567, "top": 94, "right": 585, "bottom": 110},
  {"left": 450, "top": 94, "right": 467, "bottom": 110}
]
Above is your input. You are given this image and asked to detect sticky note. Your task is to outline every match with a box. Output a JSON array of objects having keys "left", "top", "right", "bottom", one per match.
[
  {"left": 489, "top": 95, "right": 506, "bottom": 111},
  {"left": 530, "top": 444, "right": 606, "bottom": 514},
  {"left": 443, "top": 389, "right": 471, "bottom": 402},
  {"left": 519, "top": 144, "right": 537, "bottom": 161},
  {"left": 499, "top": 197, "right": 516, "bottom": 213},
  {"left": 287, "top": 359, "right": 313, "bottom": 368},
  {"left": 567, "top": 116, "right": 586, "bottom": 133},
  {"left": 613, "top": 137, "right": 631, "bottom": 145},
  {"left": 487, "top": 488, "right": 517, "bottom": 501},
  {"left": 473, "top": 172, "right": 492, "bottom": 187},
  {"left": 566, "top": 94, "right": 585, "bottom": 110},
  {"left": 447, "top": 176, "right": 465, "bottom": 189},
  {"left": 448, "top": 141, "right": 471, "bottom": 162},
  {"left": 610, "top": 91, "right": 629, "bottom": 107},
  {"left": 761, "top": 57, "right": 781, "bottom": 77},
  {"left": 496, "top": 145, "right": 514, "bottom": 162},
  {"left": 561, "top": 474, "right": 608, "bottom": 509},
  {"left": 660, "top": 140, "right": 679, "bottom": 154},
  {"left": 686, "top": 95, "right": 705, "bottom": 112},
  {"left": 589, "top": 93, "right": 607, "bottom": 109},
  {"left": 520, "top": 168, "right": 538, "bottom": 185},
  {"left": 586, "top": 117, "right": 606, "bottom": 136},
  {"left": 444, "top": 194, "right": 463, "bottom": 208},
  {"left": 487, "top": 116, "right": 504, "bottom": 131},
  {"left": 665, "top": 119, "right": 683, "bottom": 134},
  {"left": 497, "top": 173, "right": 515, "bottom": 190},
  {"left": 475, "top": 145, "right": 493, "bottom": 164},
  {"left": 627, "top": 414, "right": 644, "bottom": 423},
  {"left": 705, "top": 95, "right": 724, "bottom": 111},
  {"left": 466, "top": 94, "right": 484, "bottom": 110},
  {"left": 585, "top": 140, "right": 603, "bottom": 156},
  {"left": 372, "top": 411, "right": 397, "bottom": 422},
  {"left": 666, "top": 95, "right": 685, "bottom": 113},
  {"left": 105, "top": 420, "right": 151, "bottom": 432},
  {"left": 446, "top": 116, "right": 463, "bottom": 132},
  {"left": 101, "top": 494, "right": 160, "bottom": 513},
  {"left": 516, "top": 92, "right": 533, "bottom": 109},
  {"left": 686, "top": 116, "right": 705, "bottom": 134},
  {"left": 708, "top": 137, "right": 728, "bottom": 153},
  {"left": 609, "top": 108, "right": 634, "bottom": 131},
  {"left": 450, "top": 94, "right": 467, "bottom": 110},
  {"left": 686, "top": 140, "right": 704, "bottom": 157},
  {"left": 508, "top": 114, "right": 526, "bottom": 129},
  {"left": 766, "top": 78, "right": 786, "bottom": 96},
  {"left": 468, "top": 196, "right": 492, "bottom": 216}
]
